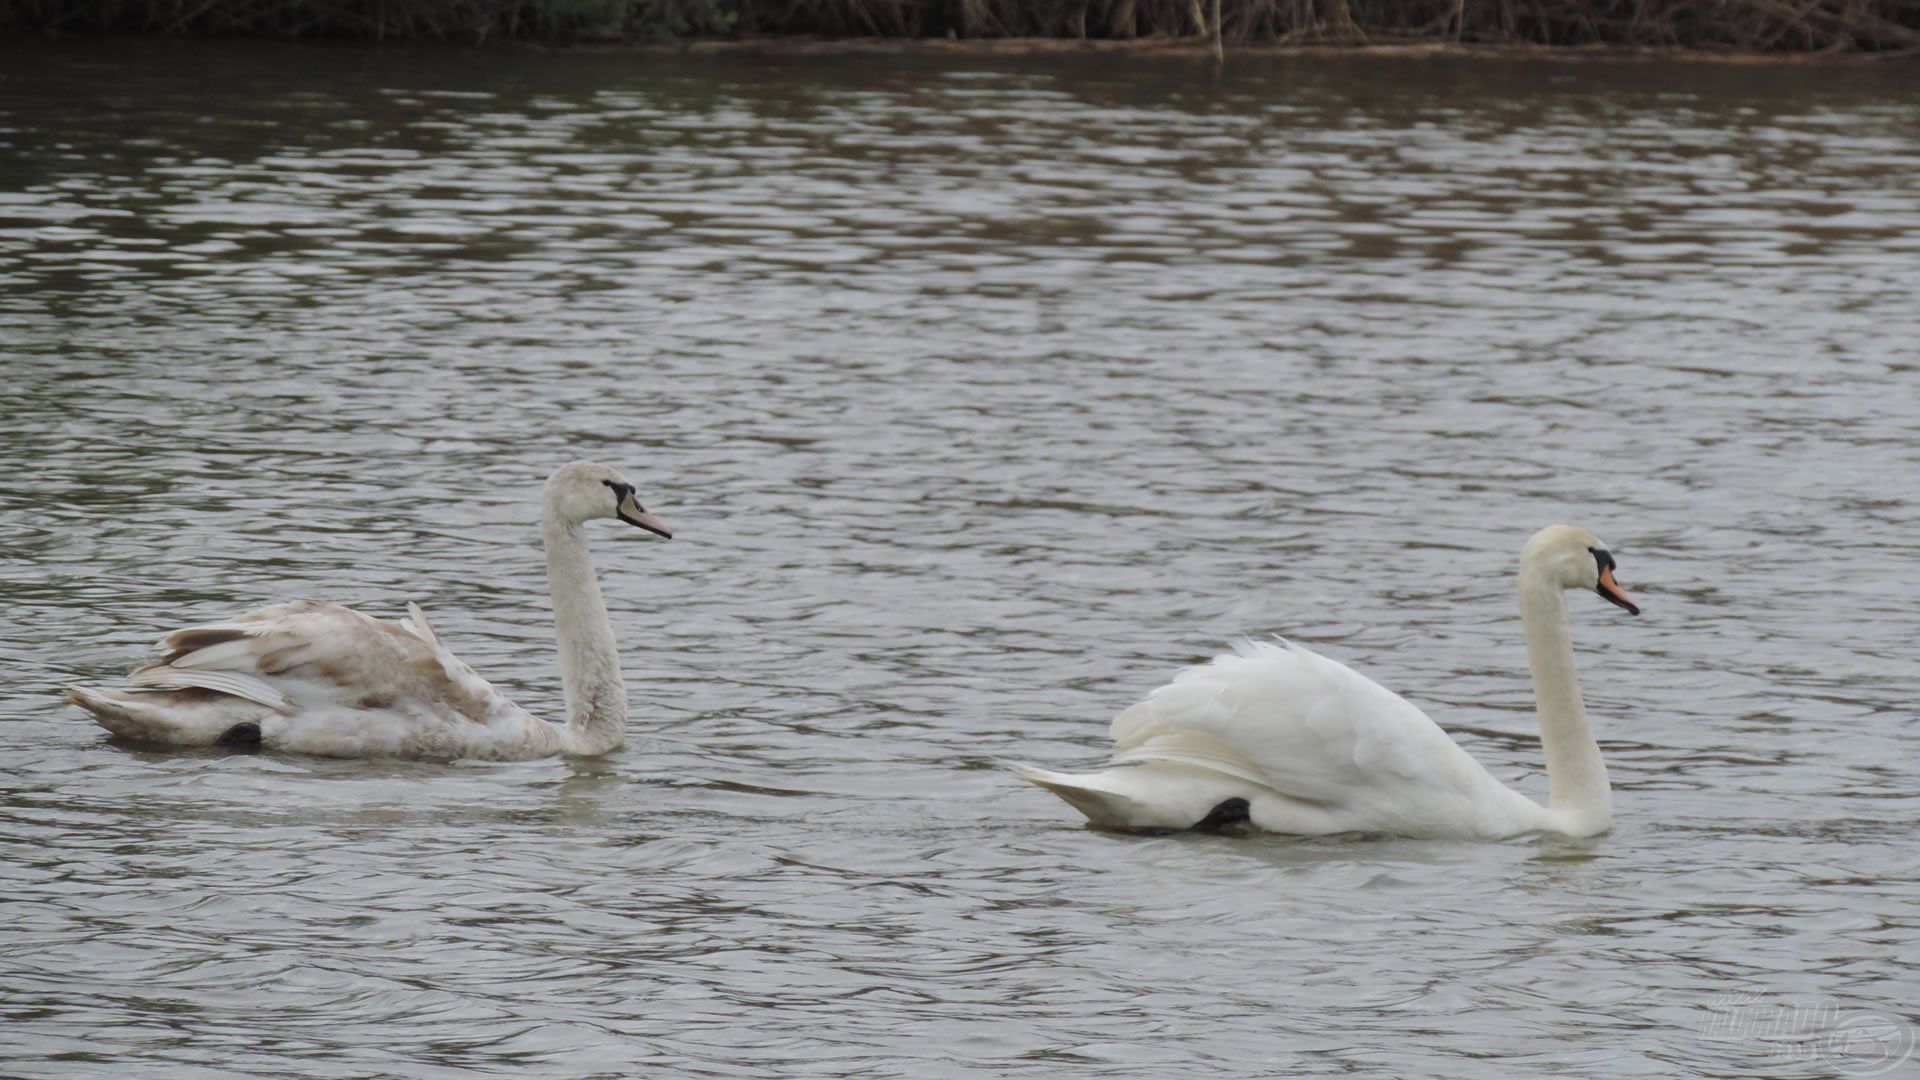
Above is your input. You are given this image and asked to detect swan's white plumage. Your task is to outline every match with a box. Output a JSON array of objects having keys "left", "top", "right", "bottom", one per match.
[
  {"left": 1017, "top": 525, "right": 1635, "bottom": 840},
  {"left": 67, "top": 460, "right": 671, "bottom": 761},
  {"left": 1066, "top": 639, "right": 1545, "bottom": 837}
]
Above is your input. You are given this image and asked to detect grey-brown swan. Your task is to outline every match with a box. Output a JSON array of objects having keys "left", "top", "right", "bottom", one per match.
[{"left": 67, "top": 461, "right": 671, "bottom": 760}]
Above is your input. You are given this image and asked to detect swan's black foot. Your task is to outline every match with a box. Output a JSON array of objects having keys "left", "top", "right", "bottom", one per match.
[
  {"left": 217, "top": 722, "right": 261, "bottom": 748},
  {"left": 1193, "top": 797, "right": 1250, "bottom": 831}
]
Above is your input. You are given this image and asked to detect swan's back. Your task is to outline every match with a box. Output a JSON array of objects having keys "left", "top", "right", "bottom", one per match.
[
  {"left": 69, "top": 600, "right": 542, "bottom": 758},
  {"left": 1080, "top": 640, "right": 1546, "bottom": 836}
]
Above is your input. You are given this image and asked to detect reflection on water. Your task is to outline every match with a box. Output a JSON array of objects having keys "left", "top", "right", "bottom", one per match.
[{"left": 2, "top": 41, "right": 1916, "bottom": 1078}]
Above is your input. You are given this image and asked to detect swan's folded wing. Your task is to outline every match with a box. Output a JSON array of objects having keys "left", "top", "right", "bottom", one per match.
[
  {"left": 401, "top": 602, "right": 443, "bottom": 649},
  {"left": 143, "top": 600, "right": 505, "bottom": 723},
  {"left": 126, "top": 664, "right": 292, "bottom": 711},
  {"left": 1109, "top": 639, "right": 1497, "bottom": 807}
]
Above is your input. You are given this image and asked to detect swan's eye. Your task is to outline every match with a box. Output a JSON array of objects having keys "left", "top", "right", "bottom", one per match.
[{"left": 1588, "top": 547, "right": 1617, "bottom": 573}]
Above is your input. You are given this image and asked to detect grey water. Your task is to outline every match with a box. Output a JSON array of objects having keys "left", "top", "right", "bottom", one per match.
[{"left": 2, "top": 40, "right": 1917, "bottom": 1077}]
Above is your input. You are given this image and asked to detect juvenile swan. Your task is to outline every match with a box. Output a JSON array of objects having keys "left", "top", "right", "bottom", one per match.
[
  {"left": 67, "top": 461, "right": 672, "bottom": 760},
  {"left": 1017, "top": 525, "right": 1641, "bottom": 839}
]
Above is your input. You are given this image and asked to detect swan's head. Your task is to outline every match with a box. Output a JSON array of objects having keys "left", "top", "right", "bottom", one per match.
[
  {"left": 545, "top": 461, "right": 672, "bottom": 538},
  {"left": 1521, "top": 525, "right": 1638, "bottom": 615}
]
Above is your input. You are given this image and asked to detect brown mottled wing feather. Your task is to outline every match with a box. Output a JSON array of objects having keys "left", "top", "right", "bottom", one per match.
[{"left": 149, "top": 601, "right": 503, "bottom": 724}]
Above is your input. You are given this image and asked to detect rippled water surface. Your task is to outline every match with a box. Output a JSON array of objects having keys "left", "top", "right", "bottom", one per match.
[{"left": 3, "top": 41, "right": 1918, "bottom": 1077}]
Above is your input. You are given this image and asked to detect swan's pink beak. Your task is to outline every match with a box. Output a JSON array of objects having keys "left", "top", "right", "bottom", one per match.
[
  {"left": 619, "top": 508, "right": 672, "bottom": 539},
  {"left": 614, "top": 489, "right": 672, "bottom": 539},
  {"left": 1596, "top": 565, "right": 1638, "bottom": 615}
]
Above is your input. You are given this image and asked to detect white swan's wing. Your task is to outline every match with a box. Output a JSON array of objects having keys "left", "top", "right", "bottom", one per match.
[{"left": 1109, "top": 639, "right": 1525, "bottom": 832}]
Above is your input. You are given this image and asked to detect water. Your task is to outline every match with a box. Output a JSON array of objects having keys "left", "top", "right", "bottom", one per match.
[{"left": 3, "top": 41, "right": 1917, "bottom": 1077}]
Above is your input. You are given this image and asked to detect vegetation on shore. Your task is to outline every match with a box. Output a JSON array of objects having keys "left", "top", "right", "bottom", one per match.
[{"left": 7, "top": 0, "right": 1917, "bottom": 50}]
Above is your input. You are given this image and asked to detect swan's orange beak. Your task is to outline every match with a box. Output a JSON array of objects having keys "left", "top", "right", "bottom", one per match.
[{"left": 1596, "top": 566, "right": 1639, "bottom": 615}]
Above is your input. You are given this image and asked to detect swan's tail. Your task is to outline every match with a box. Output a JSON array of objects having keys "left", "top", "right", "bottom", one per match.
[
  {"left": 66, "top": 685, "right": 267, "bottom": 747},
  {"left": 1013, "top": 762, "right": 1262, "bottom": 832},
  {"left": 1014, "top": 765, "right": 1149, "bottom": 827}
]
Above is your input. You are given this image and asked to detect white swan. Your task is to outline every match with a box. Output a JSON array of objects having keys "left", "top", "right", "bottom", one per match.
[
  {"left": 1016, "top": 525, "right": 1641, "bottom": 839},
  {"left": 67, "top": 461, "right": 672, "bottom": 761}
]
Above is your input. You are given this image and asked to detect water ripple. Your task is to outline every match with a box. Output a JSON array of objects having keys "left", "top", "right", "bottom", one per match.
[{"left": 2, "top": 40, "right": 1917, "bottom": 1079}]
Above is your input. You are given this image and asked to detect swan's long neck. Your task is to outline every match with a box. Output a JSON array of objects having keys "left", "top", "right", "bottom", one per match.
[
  {"left": 541, "top": 508, "right": 627, "bottom": 755},
  {"left": 1517, "top": 569, "right": 1611, "bottom": 830}
]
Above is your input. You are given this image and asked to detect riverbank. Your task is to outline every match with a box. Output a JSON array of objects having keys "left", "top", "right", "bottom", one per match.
[
  {"left": 583, "top": 36, "right": 1914, "bottom": 61},
  {"left": 8, "top": 0, "right": 1919, "bottom": 53}
]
